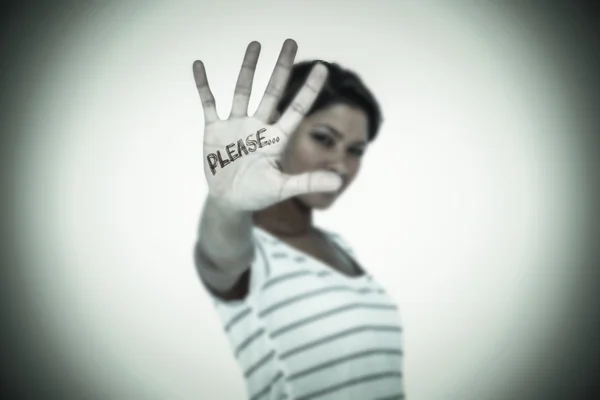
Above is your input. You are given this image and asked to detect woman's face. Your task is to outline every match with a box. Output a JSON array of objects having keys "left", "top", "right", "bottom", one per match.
[{"left": 278, "top": 103, "right": 370, "bottom": 210}]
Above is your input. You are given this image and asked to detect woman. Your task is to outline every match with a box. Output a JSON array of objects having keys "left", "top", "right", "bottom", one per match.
[{"left": 193, "top": 39, "right": 404, "bottom": 400}]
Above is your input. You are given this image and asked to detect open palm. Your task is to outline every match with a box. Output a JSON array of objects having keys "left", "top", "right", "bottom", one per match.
[{"left": 193, "top": 39, "right": 342, "bottom": 212}]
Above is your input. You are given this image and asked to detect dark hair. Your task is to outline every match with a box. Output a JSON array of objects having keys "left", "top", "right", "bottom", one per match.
[{"left": 276, "top": 60, "right": 383, "bottom": 142}]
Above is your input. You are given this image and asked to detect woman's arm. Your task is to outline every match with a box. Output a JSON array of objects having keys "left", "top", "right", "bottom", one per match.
[
  {"left": 191, "top": 39, "right": 341, "bottom": 299},
  {"left": 194, "top": 195, "right": 254, "bottom": 296}
]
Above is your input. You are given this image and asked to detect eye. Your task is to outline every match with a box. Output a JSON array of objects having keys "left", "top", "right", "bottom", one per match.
[
  {"left": 349, "top": 147, "right": 365, "bottom": 157},
  {"left": 311, "top": 132, "right": 335, "bottom": 147}
]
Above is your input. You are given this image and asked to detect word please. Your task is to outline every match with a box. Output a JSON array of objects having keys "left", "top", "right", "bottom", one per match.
[{"left": 206, "top": 128, "right": 281, "bottom": 175}]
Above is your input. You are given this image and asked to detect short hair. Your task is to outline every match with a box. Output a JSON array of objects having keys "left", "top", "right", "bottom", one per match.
[{"left": 275, "top": 60, "right": 383, "bottom": 142}]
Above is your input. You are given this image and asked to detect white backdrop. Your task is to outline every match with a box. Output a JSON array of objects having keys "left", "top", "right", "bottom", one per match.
[{"left": 14, "top": 1, "right": 587, "bottom": 398}]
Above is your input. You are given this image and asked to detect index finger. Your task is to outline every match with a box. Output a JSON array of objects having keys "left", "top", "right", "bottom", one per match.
[{"left": 275, "top": 62, "right": 328, "bottom": 136}]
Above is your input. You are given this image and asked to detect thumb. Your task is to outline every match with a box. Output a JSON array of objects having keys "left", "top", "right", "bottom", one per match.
[{"left": 279, "top": 170, "right": 343, "bottom": 200}]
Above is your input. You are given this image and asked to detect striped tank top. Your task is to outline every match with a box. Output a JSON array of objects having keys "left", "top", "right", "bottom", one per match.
[{"left": 206, "top": 226, "right": 405, "bottom": 399}]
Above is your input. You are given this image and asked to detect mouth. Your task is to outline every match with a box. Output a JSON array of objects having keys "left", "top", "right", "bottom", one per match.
[{"left": 335, "top": 175, "right": 347, "bottom": 191}]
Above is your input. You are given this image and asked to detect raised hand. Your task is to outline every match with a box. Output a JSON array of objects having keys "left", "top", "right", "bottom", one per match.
[{"left": 193, "top": 39, "right": 342, "bottom": 212}]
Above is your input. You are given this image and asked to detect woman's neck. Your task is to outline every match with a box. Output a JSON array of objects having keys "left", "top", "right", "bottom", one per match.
[{"left": 253, "top": 198, "right": 313, "bottom": 237}]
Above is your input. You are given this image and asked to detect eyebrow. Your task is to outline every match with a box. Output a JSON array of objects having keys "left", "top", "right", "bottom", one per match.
[{"left": 314, "top": 124, "right": 367, "bottom": 146}]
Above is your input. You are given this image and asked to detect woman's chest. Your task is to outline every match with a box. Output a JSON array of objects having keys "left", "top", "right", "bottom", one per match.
[
  {"left": 257, "top": 268, "right": 402, "bottom": 360},
  {"left": 278, "top": 235, "right": 362, "bottom": 277},
  {"left": 255, "top": 270, "right": 404, "bottom": 396}
]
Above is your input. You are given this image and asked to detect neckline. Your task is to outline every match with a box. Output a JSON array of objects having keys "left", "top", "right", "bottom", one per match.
[{"left": 254, "top": 226, "right": 367, "bottom": 280}]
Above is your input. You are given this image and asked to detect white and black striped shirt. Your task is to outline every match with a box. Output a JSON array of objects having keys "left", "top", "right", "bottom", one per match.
[{"left": 205, "top": 226, "right": 404, "bottom": 400}]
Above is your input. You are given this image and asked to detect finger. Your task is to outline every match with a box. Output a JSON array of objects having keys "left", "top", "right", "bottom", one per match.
[
  {"left": 253, "top": 38, "right": 298, "bottom": 122},
  {"left": 230, "top": 41, "right": 261, "bottom": 119},
  {"left": 193, "top": 60, "right": 219, "bottom": 125},
  {"left": 277, "top": 170, "right": 342, "bottom": 201},
  {"left": 275, "top": 62, "right": 328, "bottom": 137}
]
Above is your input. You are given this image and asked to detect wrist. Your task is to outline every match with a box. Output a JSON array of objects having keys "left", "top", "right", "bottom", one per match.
[{"left": 206, "top": 194, "right": 252, "bottom": 217}]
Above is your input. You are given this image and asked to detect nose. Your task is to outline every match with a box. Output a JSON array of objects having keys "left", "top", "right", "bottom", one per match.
[{"left": 325, "top": 157, "right": 349, "bottom": 184}]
